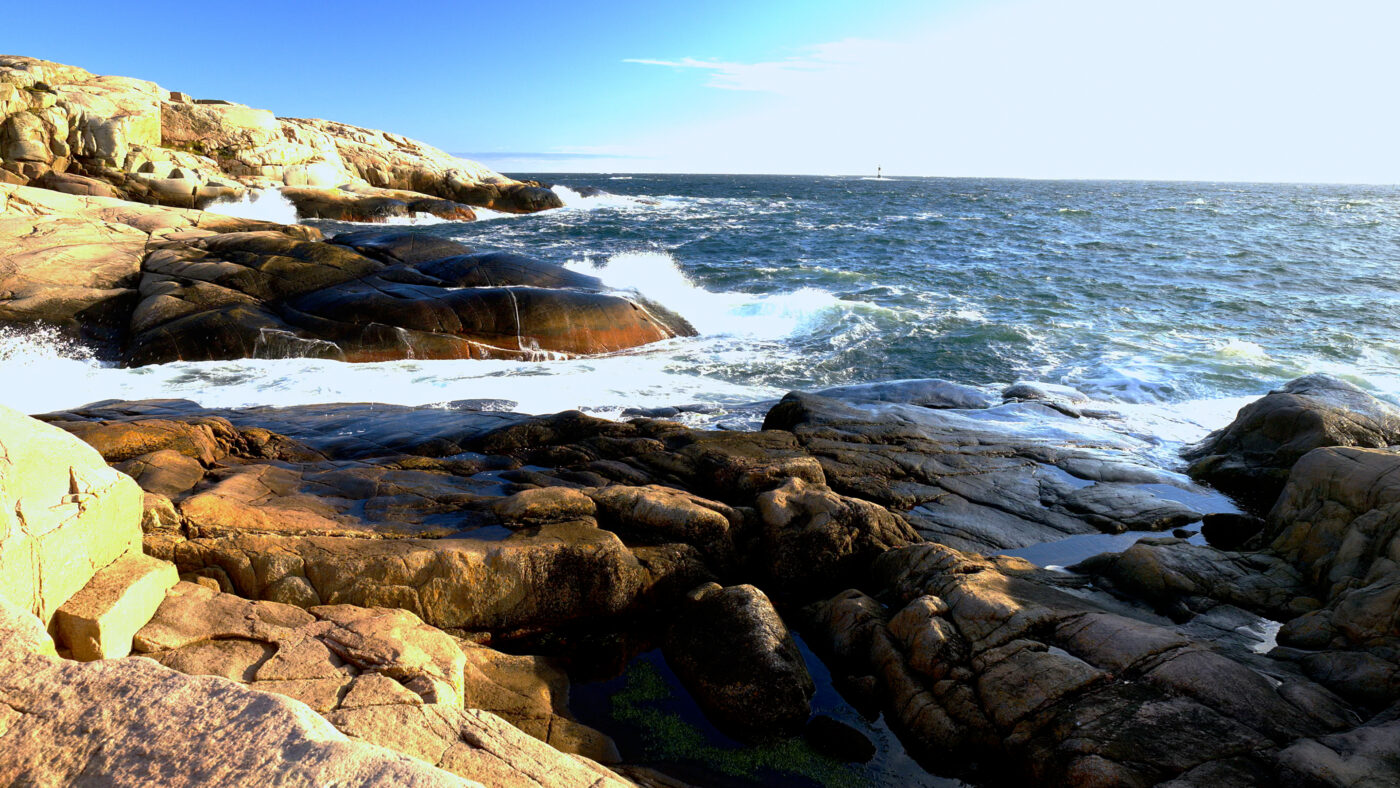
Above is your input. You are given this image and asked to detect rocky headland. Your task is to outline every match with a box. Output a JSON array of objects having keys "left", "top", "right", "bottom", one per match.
[
  {"left": 0, "top": 55, "right": 1398, "bottom": 787},
  {"left": 1, "top": 55, "right": 694, "bottom": 364}
]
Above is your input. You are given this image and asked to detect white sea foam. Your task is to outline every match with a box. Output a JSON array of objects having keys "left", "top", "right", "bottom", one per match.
[
  {"left": 377, "top": 212, "right": 451, "bottom": 226},
  {"left": 565, "top": 251, "right": 854, "bottom": 340},
  {"left": 205, "top": 189, "right": 300, "bottom": 224},
  {"left": 467, "top": 205, "right": 520, "bottom": 221},
  {"left": 1214, "top": 338, "right": 1269, "bottom": 359},
  {"left": 553, "top": 185, "right": 651, "bottom": 210}
]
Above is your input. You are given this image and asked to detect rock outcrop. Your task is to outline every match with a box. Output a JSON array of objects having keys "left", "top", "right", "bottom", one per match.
[
  {"left": 1185, "top": 374, "right": 1400, "bottom": 510},
  {"left": 0, "top": 55, "right": 561, "bottom": 215},
  {"left": 0, "top": 57, "right": 698, "bottom": 366},
  {"left": 127, "top": 229, "right": 693, "bottom": 364},
  {"left": 0, "top": 182, "right": 316, "bottom": 344},
  {"left": 0, "top": 402, "right": 143, "bottom": 623},
  {"left": 806, "top": 542, "right": 1370, "bottom": 786},
  {"left": 763, "top": 391, "right": 1218, "bottom": 553},
  {"left": 2, "top": 188, "right": 693, "bottom": 363},
  {"left": 0, "top": 597, "right": 477, "bottom": 787}
]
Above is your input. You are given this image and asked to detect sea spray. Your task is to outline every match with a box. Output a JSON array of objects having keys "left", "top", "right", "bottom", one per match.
[
  {"left": 553, "top": 185, "right": 655, "bottom": 211},
  {"left": 566, "top": 251, "right": 867, "bottom": 339},
  {"left": 205, "top": 188, "right": 301, "bottom": 224}
]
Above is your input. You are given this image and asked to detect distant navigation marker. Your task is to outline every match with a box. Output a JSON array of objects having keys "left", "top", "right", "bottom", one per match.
[{"left": 877, "top": 166, "right": 882, "bottom": 179}]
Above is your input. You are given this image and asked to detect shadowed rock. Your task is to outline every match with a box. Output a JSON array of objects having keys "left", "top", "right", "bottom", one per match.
[
  {"left": 807, "top": 542, "right": 1364, "bottom": 785},
  {"left": 662, "top": 583, "right": 814, "bottom": 742},
  {"left": 328, "top": 228, "right": 476, "bottom": 264},
  {"left": 282, "top": 186, "right": 477, "bottom": 223}
]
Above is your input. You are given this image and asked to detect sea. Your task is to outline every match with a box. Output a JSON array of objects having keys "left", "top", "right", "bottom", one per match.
[{"left": 6, "top": 173, "right": 1399, "bottom": 464}]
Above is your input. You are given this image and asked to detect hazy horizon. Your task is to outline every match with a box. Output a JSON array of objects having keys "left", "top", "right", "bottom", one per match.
[
  {"left": 465, "top": 164, "right": 1400, "bottom": 188},
  {"left": 7, "top": 0, "right": 1398, "bottom": 184}
]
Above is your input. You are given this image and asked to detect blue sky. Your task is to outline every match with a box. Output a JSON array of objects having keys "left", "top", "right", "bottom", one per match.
[{"left": 5, "top": 0, "right": 1397, "bottom": 182}]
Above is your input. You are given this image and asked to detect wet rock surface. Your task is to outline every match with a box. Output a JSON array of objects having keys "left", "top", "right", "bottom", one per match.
[
  {"left": 661, "top": 582, "right": 815, "bottom": 742},
  {"left": 125, "top": 229, "right": 694, "bottom": 365},
  {"left": 1, "top": 188, "right": 695, "bottom": 364}
]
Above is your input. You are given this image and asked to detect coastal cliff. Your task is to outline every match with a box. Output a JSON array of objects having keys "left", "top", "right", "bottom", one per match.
[{"left": 0, "top": 55, "right": 560, "bottom": 215}]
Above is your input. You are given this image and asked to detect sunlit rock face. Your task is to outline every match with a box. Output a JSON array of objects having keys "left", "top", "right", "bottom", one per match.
[
  {"left": 0, "top": 55, "right": 562, "bottom": 214},
  {"left": 0, "top": 189, "right": 693, "bottom": 364},
  {"left": 125, "top": 230, "right": 695, "bottom": 366}
]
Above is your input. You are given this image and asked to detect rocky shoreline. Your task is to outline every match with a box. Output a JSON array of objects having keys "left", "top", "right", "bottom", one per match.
[{"left": 1, "top": 55, "right": 1398, "bottom": 787}]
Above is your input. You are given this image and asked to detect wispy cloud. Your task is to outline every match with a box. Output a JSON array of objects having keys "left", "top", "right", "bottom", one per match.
[{"left": 625, "top": 39, "right": 896, "bottom": 94}]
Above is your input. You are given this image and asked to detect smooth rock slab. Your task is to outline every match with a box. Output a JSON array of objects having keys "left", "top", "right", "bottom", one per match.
[{"left": 0, "top": 599, "right": 472, "bottom": 787}]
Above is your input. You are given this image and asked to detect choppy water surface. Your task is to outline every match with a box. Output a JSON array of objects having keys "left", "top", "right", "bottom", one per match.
[{"left": 7, "top": 174, "right": 1399, "bottom": 454}]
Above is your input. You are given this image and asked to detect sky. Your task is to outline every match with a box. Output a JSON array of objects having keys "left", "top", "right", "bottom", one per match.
[{"left": 5, "top": 0, "right": 1397, "bottom": 182}]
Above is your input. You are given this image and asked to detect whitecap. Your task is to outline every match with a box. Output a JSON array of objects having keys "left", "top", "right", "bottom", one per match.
[{"left": 564, "top": 251, "right": 855, "bottom": 340}]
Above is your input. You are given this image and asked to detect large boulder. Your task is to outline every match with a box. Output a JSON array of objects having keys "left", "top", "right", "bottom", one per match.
[
  {"left": 661, "top": 583, "right": 814, "bottom": 742},
  {"left": 1185, "top": 375, "right": 1400, "bottom": 510},
  {"left": 281, "top": 185, "right": 477, "bottom": 222},
  {"left": 0, "top": 403, "right": 143, "bottom": 624}
]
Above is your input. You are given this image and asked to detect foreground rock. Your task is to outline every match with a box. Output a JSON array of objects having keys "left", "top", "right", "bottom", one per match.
[
  {"left": 0, "top": 405, "right": 647, "bottom": 787},
  {"left": 31, "top": 378, "right": 1400, "bottom": 785},
  {"left": 809, "top": 543, "right": 1371, "bottom": 785},
  {"left": 0, "top": 598, "right": 474, "bottom": 787},
  {"left": 0, "top": 402, "right": 143, "bottom": 623},
  {"left": 133, "top": 581, "right": 622, "bottom": 768},
  {"left": 0, "top": 55, "right": 560, "bottom": 214},
  {"left": 1081, "top": 383, "right": 1400, "bottom": 715},
  {"left": 1185, "top": 374, "right": 1400, "bottom": 510}
]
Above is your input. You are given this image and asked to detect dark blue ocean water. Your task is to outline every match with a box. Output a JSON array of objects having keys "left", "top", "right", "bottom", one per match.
[{"left": 467, "top": 174, "right": 1400, "bottom": 405}]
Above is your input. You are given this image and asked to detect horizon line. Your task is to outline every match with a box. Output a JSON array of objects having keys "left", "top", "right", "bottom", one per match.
[{"left": 487, "top": 169, "right": 1400, "bottom": 188}]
